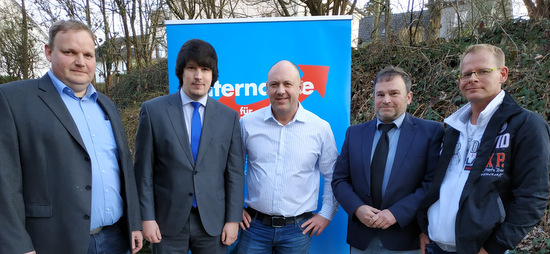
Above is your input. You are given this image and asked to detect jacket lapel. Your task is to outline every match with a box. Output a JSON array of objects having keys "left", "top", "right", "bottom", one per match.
[
  {"left": 166, "top": 92, "right": 194, "bottom": 165},
  {"left": 36, "top": 75, "right": 86, "bottom": 151},
  {"left": 386, "top": 114, "right": 416, "bottom": 190},
  {"left": 459, "top": 92, "right": 522, "bottom": 204},
  {"left": 194, "top": 97, "right": 217, "bottom": 167},
  {"left": 362, "top": 120, "right": 377, "bottom": 189}
]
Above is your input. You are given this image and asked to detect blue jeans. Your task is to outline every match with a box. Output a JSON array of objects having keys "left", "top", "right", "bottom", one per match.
[
  {"left": 88, "top": 224, "right": 130, "bottom": 254},
  {"left": 236, "top": 216, "right": 312, "bottom": 254},
  {"left": 425, "top": 242, "right": 455, "bottom": 254}
]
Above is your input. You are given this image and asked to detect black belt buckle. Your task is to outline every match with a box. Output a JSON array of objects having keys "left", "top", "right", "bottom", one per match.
[{"left": 271, "top": 216, "right": 286, "bottom": 227}]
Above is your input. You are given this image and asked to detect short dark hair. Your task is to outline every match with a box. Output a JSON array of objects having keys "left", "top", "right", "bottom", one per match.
[
  {"left": 373, "top": 66, "right": 412, "bottom": 93},
  {"left": 48, "top": 20, "right": 94, "bottom": 50},
  {"left": 175, "top": 39, "right": 218, "bottom": 89}
]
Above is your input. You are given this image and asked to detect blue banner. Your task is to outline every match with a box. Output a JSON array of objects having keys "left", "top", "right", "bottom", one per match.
[{"left": 166, "top": 16, "right": 351, "bottom": 253}]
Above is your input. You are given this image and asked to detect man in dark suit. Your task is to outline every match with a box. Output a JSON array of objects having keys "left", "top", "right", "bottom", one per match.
[
  {"left": 0, "top": 20, "right": 142, "bottom": 254},
  {"left": 134, "top": 39, "right": 244, "bottom": 253},
  {"left": 332, "top": 66, "right": 444, "bottom": 253}
]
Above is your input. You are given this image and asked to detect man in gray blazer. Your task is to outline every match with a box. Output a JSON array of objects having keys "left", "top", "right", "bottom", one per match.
[
  {"left": 0, "top": 20, "right": 142, "bottom": 254},
  {"left": 134, "top": 39, "right": 245, "bottom": 253}
]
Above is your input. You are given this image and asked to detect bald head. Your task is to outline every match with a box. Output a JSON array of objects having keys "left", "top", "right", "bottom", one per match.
[
  {"left": 268, "top": 60, "right": 300, "bottom": 81},
  {"left": 266, "top": 60, "right": 303, "bottom": 125}
]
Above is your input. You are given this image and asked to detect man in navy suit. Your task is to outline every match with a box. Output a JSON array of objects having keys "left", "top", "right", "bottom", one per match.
[{"left": 332, "top": 66, "right": 444, "bottom": 253}]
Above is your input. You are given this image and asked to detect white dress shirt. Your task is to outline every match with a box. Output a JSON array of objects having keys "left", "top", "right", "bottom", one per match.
[{"left": 240, "top": 104, "right": 339, "bottom": 220}]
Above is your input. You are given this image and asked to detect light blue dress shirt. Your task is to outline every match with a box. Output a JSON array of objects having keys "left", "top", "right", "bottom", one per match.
[
  {"left": 48, "top": 71, "right": 123, "bottom": 231},
  {"left": 371, "top": 113, "right": 406, "bottom": 198},
  {"left": 240, "top": 104, "right": 339, "bottom": 220}
]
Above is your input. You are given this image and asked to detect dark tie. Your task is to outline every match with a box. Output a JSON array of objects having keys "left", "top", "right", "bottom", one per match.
[
  {"left": 371, "top": 123, "right": 395, "bottom": 209},
  {"left": 190, "top": 102, "right": 202, "bottom": 207}
]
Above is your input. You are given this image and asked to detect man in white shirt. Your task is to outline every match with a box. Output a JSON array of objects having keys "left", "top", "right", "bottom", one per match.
[
  {"left": 236, "top": 60, "right": 339, "bottom": 254},
  {"left": 417, "top": 44, "right": 550, "bottom": 254}
]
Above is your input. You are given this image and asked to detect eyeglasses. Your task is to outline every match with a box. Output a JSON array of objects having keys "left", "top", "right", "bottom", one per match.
[{"left": 458, "top": 68, "right": 500, "bottom": 81}]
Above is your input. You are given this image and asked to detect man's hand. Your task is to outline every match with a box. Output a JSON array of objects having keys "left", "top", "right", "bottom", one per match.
[
  {"left": 300, "top": 213, "right": 330, "bottom": 237},
  {"left": 24, "top": 252, "right": 36, "bottom": 254},
  {"left": 369, "top": 209, "right": 396, "bottom": 229},
  {"left": 142, "top": 220, "right": 162, "bottom": 243},
  {"left": 221, "top": 222, "right": 239, "bottom": 246},
  {"left": 131, "top": 230, "right": 143, "bottom": 254},
  {"left": 420, "top": 233, "right": 430, "bottom": 254},
  {"left": 354, "top": 205, "right": 380, "bottom": 228},
  {"left": 240, "top": 209, "right": 252, "bottom": 230}
]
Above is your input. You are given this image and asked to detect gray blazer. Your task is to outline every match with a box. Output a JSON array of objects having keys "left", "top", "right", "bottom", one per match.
[
  {"left": 134, "top": 92, "right": 244, "bottom": 236},
  {"left": 0, "top": 74, "right": 141, "bottom": 254}
]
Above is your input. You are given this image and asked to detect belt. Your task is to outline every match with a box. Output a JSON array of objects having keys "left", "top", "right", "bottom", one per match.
[
  {"left": 246, "top": 207, "right": 312, "bottom": 228},
  {"left": 90, "top": 226, "right": 103, "bottom": 235},
  {"left": 434, "top": 242, "right": 457, "bottom": 253}
]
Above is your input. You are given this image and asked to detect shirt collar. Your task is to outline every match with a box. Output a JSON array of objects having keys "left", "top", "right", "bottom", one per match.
[
  {"left": 179, "top": 88, "right": 208, "bottom": 107},
  {"left": 376, "top": 112, "right": 406, "bottom": 129},
  {"left": 263, "top": 103, "right": 307, "bottom": 124},
  {"left": 48, "top": 70, "right": 97, "bottom": 101},
  {"left": 445, "top": 90, "right": 505, "bottom": 130}
]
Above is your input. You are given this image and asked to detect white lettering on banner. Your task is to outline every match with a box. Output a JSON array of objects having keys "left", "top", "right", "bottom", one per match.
[
  {"left": 209, "top": 81, "right": 316, "bottom": 97},
  {"left": 240, "top": 107, "right": 253, "bottom": 115},
  {"left": 210, "top": 81, "right": 267, "bottom": 97},
  {"left": 302, "top": 81, "right": 314, "bottom": 95}
]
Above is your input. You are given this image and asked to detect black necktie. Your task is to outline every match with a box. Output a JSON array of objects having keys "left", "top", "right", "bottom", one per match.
[{"left": 371, "top": 123, "right": 395, "bottom": 209}]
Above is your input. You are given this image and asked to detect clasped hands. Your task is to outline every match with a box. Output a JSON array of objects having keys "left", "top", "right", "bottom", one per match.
[{"left": 354, "top": 205, "right": 396, "bottom": 229}]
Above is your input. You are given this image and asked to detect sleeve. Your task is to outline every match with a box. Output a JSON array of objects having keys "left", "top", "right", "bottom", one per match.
[
  {"left": 484, "top": 112, "right": 550, "bottom": 253},
  {"left": 331, "top": 127, "right": 367, "bottom": 216},
  {"left": 0, "top": 89, "right": 36, "bottom": 253},
  {"left": 108, "top": 99, "right": 142, "bottom": 231},
  {"left": 133, "top": 102, "right": 157, "bottom": 221},
  {"left": 317, "top": 123, "right": 339, "bottom": 220},
  {"left": 224, "top": 111, "right": 245, "bottom": 223}
]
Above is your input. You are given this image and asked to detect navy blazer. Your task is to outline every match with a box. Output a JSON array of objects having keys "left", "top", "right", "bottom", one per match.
[
  {"left": 0, "top": 74, "right": 141, "bottom": 254},
  {"left": 332, "top": 113, "right": 443, "bottom": 251},
  {"left": 134, "top": 92, "right": 245, "bottom": 237}
]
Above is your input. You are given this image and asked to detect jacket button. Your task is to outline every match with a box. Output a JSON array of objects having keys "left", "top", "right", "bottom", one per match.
[
  {"left": 84, "top": 156, "right": 90, "bottom": 161},
  {"left": 83, "top": 215, "right": 90, "bottom": 220},
  {"left": 85, "top": 185, "right": 92, "bottom": 190},
  {"left": 188, "top": 193, "right": 193, "bottom": 197},
  {"left": 193, "top": 171, "right": 198, "bottom": 175}
]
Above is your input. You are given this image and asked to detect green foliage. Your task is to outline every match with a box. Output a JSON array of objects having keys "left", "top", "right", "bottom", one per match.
[
  {"left": 106, "top": 58, "right": 169, "bottom": 108},
  {"left": 102, "top": 58, "right": 169, "bottom": 156},
  {"left": 352, "top": 18, "right": 550, "bottom": 126},
  {"left": 0, "top": 75, "right": 19, "bottom": 85}
]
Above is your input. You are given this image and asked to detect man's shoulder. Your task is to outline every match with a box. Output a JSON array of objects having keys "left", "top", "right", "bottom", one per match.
[
  {"left": 407, "top": 114, "right": 444, "bottom": 129},
  {"left": 348, "top": 119, "right": 376, "bottom": 131},
  {"left": 0, "top": 78, "right": 41, "bottom": 93},
  {"left": 142, "top": 92, "right": 176, "bottom": 107},
  {"left": 207, "top": 97, "right": 238, "bottom": 116},
  {"left": 241, "top": 106, "right": 268, "bottom": 121},
  {"left": 298, "top": 106, "right": 330, "bottom": 126}
]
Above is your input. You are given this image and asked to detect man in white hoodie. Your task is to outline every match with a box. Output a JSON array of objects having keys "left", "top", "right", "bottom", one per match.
[{"left": 417, "top": 44, "right": 550, "bottom": 254}]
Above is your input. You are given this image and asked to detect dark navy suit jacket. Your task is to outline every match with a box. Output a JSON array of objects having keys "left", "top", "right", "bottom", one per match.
[{"left": 332, "top": 113, "right": 443, "bottom": 251}]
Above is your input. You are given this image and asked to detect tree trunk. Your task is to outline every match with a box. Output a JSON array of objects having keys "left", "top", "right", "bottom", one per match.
[
  {"left": 427, "top": 0, "right": 443, "bottom": 43},
  {"left": 21, "top": 0, "right": 28, "bottom": 79}
]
